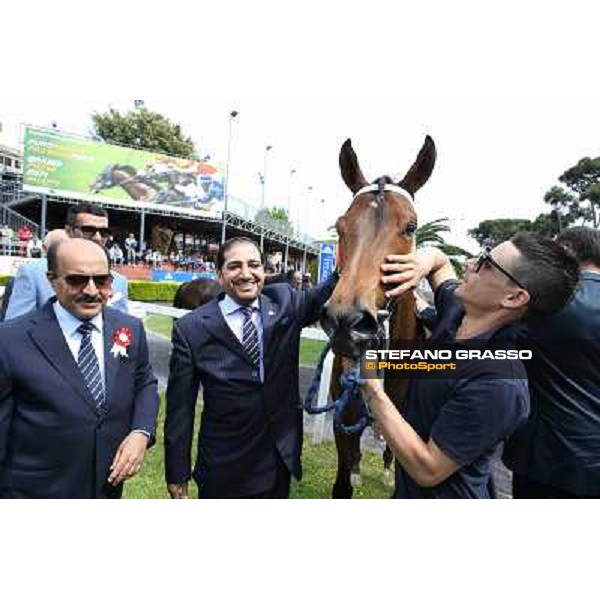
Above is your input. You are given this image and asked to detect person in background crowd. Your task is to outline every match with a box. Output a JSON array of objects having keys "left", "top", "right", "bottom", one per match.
[
  {"left": 124, "top": 233, "right": 138, "bottom": 265},
  {"left": 0, "top": 238, "right": 159, "bottom": 498},
  {"left": 302, "top": 273, "right": 312, "bottom": 290},
  {"left": 26, "top": 235, "right": 43, "bottom": 258},
  {"left": 503, "top": 226, "right": 600, "bottom": 498},
  {"left": 164, "top": 237, "right": 339, "bottom": 499},
  {"left": 17, "top": 225, "right": 33, "bottom": 257},
  {"left": 5, "top": 204, "right": 129, "bottom": 319},
  {"left": 1, "top": 223, "right": 15, "bottom": 254},
  {"left": 289, "top": 270, "right": 303, "bottom": 291}
]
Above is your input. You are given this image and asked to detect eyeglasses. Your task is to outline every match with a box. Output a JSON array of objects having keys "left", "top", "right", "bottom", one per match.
[
  {"left": 474, "top": 247, "right": 528, "bottom": 291},
  {"left": 61, "top": 273, "right": 113, "bottom": 290},
  {"left": 73, "top": 225, "right": 111, "bottom": 239}
]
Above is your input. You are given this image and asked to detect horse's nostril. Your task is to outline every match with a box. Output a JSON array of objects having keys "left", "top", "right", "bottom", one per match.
[{"left": 347, "top": 310, "right": 378, "bottom": 337}]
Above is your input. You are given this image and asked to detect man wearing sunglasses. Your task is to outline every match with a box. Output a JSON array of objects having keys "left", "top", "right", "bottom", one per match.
[
  {"left": 0, "top": 238, "right": 159, "bottom": 498},
  {"left": 354, "top": 233, "right": 578, "bottom": 498},
  {"left": 4, "top": 204, "right": 128, "bottom": 320}
]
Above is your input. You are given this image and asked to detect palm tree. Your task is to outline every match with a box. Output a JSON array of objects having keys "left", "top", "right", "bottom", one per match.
[{"left": 416, "top": 218, "right": 472, "bottom": 276}]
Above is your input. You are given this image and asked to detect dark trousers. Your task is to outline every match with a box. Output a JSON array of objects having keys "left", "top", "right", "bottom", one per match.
[
  {"left": 197, "top": 454, "right": 292, "bottom": 499},
  {"left": 512, "top": 474, "right": 599, "bottom": 499},
  {"left": 244, "top": 454, "right": 291, "bottom": 499}
]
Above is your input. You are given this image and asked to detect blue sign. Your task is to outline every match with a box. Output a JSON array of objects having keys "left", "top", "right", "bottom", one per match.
[
  {"left": 318, "top": 243, "right": 336, "bottom": 283},
  {"left": 151, "top": 269, "right": 217, "bottom": 283}
]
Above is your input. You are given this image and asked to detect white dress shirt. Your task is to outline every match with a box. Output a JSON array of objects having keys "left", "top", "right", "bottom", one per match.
[
  {"left": 219, "top": 294, "right": 264, "bottom": 380},
  {"left": 53, "top": 302, "right": 105, "bottom": 383}
]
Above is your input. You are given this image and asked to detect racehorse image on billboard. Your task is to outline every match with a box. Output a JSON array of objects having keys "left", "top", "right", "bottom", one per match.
[
  {"left": 320, "top": 136, "right": 436, "bottom": 498},
  {"left": 90, "top": 164, "right": 160, "bottom": 202}
]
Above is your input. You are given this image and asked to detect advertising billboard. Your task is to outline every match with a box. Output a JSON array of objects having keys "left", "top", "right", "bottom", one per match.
[
  {"left": 22, "top": 126, "right": 225, "bottom": 218},
  {"left": 317, "top": 242, "right": 336, "bottom": 283}
]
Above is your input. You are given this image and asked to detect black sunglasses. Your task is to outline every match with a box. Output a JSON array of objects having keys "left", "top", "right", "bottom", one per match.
[
  {"left": 73, "top": 225, "right": 111, "bottom": 239},
  {"left": 475, "top": 247, "right": 528, "bottom": 292},
  {"left": 61, "top": 273, "right": 113, "bottom": 290}
]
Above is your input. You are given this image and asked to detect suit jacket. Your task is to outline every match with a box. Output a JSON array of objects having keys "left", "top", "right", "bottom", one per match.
[
  {"left": 5, "top": 258, "right": 129, "bottom": 319},
  {"left": 164, "top": 274, "right": 337, "bottom": 498},
  {"left": 0, "top": 301, "right": 159, "bottom": 498}
]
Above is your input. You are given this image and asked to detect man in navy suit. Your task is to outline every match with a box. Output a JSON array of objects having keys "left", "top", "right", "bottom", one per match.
[
  {"left": 5, "top": 204, "right": 129, "bottom": 319},
  {"left": 165, "top": 237, "right": 337, "bottom": 499},
  {"left": 0, "top": 238, "right": 159, "bottom": 498}
]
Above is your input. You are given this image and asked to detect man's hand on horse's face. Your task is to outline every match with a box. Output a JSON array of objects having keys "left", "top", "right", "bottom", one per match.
[{"left": 381, "top": 253, "right": 425, "bottom": 298}]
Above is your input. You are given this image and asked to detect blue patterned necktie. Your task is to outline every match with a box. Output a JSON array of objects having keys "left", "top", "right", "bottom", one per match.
[
  {"left": 77, "top": 321, "right": 106, "bottom": 411},
  {"left": 240, "top": 306, "right": 260, "bottom": 365}
]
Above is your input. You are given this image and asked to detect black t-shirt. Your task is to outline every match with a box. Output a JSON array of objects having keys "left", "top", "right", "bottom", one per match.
[{"left": 394, "top": 280, "right": 530, "bottom": 498}]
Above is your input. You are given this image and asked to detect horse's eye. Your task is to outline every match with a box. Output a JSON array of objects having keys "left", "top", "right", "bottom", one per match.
[{"left": 404, "top": 222, "right": 418, "bottom": 236}]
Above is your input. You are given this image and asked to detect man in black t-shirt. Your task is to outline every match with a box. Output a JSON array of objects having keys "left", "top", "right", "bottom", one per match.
[{"left": 357, "top": 233, "right": 578, "bottom": 498}]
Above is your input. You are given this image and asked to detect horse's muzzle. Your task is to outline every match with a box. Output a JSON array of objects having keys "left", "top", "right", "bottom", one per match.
[{"left": 320, "top": 307, "right": 379, "bottom": 358}]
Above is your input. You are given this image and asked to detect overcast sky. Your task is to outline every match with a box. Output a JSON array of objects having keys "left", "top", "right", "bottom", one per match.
[{"left": 2, "top": 0, "right": 599, "bottom": 250}]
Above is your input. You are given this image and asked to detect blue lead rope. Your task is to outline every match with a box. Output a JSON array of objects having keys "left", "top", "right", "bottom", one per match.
[{"left": 303, "top": 344, "right": 373, "bottom": 435}]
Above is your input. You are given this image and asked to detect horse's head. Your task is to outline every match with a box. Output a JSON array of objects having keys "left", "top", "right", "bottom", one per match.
[
  {"left": 90, "top": 164, "right": 118, "bottom": 192},
  {"left": 321, "top": 137, "right": 436, "bottom": 357}
]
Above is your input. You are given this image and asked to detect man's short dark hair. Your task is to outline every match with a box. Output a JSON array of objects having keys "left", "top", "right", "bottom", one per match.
[
  {"left": 511, "top": 232, "right": 579, "bottom": 317},
  {"left": 65, "top": 203, "right": 108, "bottom": 226},
  {"left": 216, "top": 237, "right": 264, "bottom": 271},
  {"left": 555, "top": 226, "right": 600, "bottom": 268}
]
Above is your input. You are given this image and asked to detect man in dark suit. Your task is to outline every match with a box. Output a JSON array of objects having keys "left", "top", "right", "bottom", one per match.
[
  {"left": 0, "top": 238, "right": 159, "bottom": 499},
  {"left": 165, "top": 237, "right": 337, "bottom": 499}
]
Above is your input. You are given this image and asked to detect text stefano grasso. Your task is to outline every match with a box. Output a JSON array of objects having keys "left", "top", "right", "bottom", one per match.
[{"left": 111, "top": 327, "right": 133, "bottom": 359}]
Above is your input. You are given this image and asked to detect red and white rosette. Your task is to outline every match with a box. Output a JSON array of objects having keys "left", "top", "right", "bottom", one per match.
[{"left": 111, "top": 327, "right": 133, "bottom": 359}]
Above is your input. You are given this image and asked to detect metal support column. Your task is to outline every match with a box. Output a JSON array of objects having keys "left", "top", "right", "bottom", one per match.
[
  {"left": 284, "top": 242, "right": 289, "bottom": 269},
  {"left": 301, "top": 248, "right": 307, "bottom": 273},
  {"left": 40, "top": 196, "right": 48, "bottom": 236},
  {"left": 139, "top": 210, "right": 146, "bottom": 252}
]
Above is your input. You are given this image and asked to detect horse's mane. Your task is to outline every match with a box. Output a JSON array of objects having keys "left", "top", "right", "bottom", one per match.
[{"left": 114, "top": 165, "right": 138, "bottom": 176}]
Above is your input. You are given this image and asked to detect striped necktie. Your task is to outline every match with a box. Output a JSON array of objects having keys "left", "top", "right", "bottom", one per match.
[
  {"left": 77, "top": 321, "right": 106, "bottom": 411},
  {"left": 240, "top": 306, "right": 260, "bottom": 365}
]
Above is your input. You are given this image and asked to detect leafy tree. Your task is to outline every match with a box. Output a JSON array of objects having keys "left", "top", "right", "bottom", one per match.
[
  {"left": 91, "top": 108, "right": 195, "bottom": 158},
  {"left": 543, "top": 157, "right": 600, "bottom": 228},
  {"left": 468, "top": 218, "right": 533, "bottom": 247},
  {"left": 255, "top": 206, "right": 293, "bottom": 236}
]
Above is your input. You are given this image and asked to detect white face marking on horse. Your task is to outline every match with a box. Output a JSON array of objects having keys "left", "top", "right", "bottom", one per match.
[{"left": 369, "top": 200, "right": 378, "bottom": 208}]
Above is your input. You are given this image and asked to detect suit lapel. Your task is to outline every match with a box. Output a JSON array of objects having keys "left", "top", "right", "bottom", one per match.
[
  {"left": 28, "top": 302, "right": 99, "bottom": 415},
  {"left": 202, "top": 298, "right": 250, "bottom": 363},
  {"left": 103, "top": 309, "right": 119, "bottom": 407},
  {"left": 260, "top": 295, "right": 280, "bottom": 357}
]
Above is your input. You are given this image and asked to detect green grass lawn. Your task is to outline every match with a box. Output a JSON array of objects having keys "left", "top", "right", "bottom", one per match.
[
  {"left": 144, "top": 315, "right": 327, "bottom": 366},
  {"left": 124, "top": 398, "right": 391, "bottom": 499}
]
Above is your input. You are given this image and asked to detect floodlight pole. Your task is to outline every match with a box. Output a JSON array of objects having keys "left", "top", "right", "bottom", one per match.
[
  {"left": 221, "top": 110, "right": 239, "bottom": 244},
  {"left": 261, "top": 144, "right": 272, "bottom": 211}
]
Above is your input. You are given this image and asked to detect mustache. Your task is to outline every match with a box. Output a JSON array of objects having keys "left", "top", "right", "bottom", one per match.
[{"left": 75, "top": 293, "right": 103, "bottom": 304}]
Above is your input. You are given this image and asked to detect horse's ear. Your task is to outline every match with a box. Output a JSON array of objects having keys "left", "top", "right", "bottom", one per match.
[
  {"left": 339, "top": 139, "right": 368, "bottom": 195},
  {"left": 398, "top": 135, "right": 436, "bottom": 196}
]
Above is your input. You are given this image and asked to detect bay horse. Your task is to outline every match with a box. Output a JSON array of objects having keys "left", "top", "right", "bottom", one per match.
[
  {"left": 90, "top": 164, "right": 160, "bottom": 202},
  {"left": 321, "top": 136, "right": 436, "bottom": 498}
]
